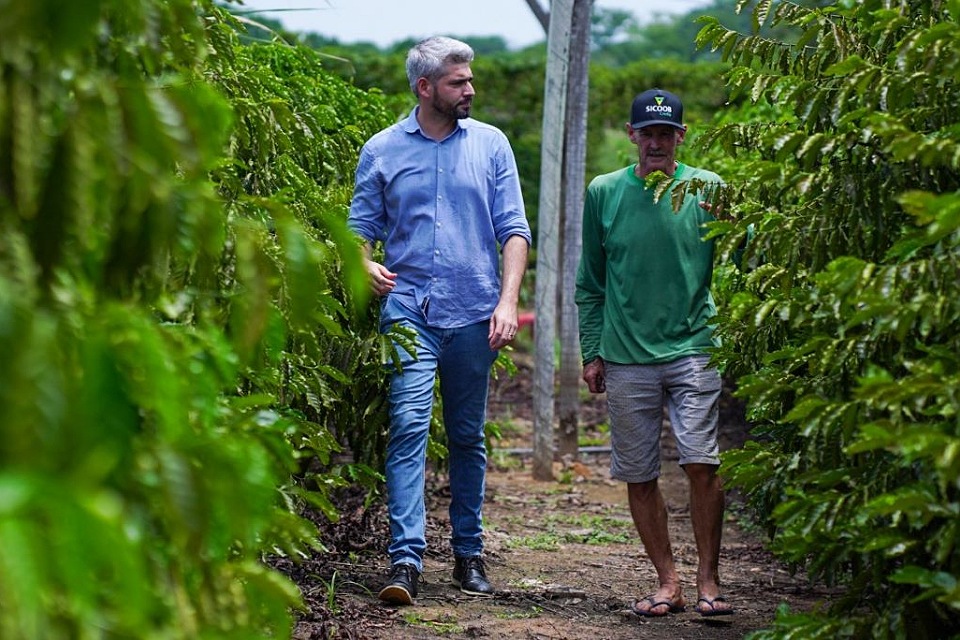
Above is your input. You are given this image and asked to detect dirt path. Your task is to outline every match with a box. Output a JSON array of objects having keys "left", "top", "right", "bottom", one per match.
[{"left": 285, "top": 357, "right": 834, "bottom": 639}]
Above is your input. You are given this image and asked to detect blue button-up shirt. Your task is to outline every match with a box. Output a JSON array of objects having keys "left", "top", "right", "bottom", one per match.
[{"left": 348, "top": 108, "right": 531, "bottom": 328}]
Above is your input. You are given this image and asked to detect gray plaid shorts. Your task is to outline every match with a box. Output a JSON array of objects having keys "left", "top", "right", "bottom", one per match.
[{"left": 604, "top": 355, "right": 722, "bottom": 483}]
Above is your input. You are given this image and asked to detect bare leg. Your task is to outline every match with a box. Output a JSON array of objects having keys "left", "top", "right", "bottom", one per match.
[
  {"left": 684, "top": 463, "right": 733, "bottom": 614},
  {"left": 627, "top": 479, "right": 685, "bottom": 614}
]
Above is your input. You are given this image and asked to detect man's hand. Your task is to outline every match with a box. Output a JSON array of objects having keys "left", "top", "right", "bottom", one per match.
[
  {"left": 582, "top": 358, "right": 606, "bottom": 394},
  {"left": 488, "top": 302, "right": 518, "bottom": 350},
  {"left": 365, "top": 258, "right": 397, "bottom": 296}
]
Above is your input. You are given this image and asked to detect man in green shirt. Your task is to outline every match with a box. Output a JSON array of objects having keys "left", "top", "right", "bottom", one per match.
[{"left": 575, "top": 88, "right": 735, "bottom": 618}]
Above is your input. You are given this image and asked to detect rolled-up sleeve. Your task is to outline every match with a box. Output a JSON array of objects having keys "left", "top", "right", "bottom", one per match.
[
  {"left": 490, "top": 136, "right": 532, "bottom": 249},
  {"left": 348, "top": 145, "right": 386, "bottom": 243}
]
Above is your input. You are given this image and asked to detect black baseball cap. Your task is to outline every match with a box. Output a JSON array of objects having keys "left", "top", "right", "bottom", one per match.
[{"left": 630, "top": 88, "right": 684, "bottom": 130}]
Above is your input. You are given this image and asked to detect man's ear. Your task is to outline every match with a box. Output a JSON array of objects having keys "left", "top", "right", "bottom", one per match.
[{"left": 416, "top": 76, "right": 432, "bottom": 99}]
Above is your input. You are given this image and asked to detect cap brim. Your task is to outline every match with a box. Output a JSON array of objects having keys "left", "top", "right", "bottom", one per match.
[{"left": 630, "top": 120, "right": 685, "bottom": 130}]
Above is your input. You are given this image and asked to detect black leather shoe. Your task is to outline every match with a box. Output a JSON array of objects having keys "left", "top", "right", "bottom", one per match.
[
  {"left": 378, "top": 562, "right": 419, "bottom": 605},
  {"left": 452, "top": 556, "right": 494, "bottom": 596}
]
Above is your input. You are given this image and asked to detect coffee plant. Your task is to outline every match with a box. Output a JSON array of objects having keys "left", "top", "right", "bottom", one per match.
[{"left": 697, "top": 1, "right": 960, "bottom": 637}]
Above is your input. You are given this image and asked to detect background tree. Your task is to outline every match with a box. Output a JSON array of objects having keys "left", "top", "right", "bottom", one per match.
[
  {"left": 532, "top": 0, "right": 574, "bottom": 480},
  {"left": 557, "top": 0, "right": 594, "bottom": 460}
]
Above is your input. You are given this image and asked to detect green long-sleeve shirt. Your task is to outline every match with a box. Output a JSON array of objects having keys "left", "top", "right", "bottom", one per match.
[{"left": 575, "top": 162, "right": 724, "bottom": 365}]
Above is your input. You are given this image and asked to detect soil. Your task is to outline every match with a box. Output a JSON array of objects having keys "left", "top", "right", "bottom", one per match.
[{"left": 276, "top": 350, "right": 835, "bottom": 639}]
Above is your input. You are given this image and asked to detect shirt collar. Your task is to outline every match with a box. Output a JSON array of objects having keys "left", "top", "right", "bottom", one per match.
[{"left": 402, "top": 107, "right": 470, "bottom": 138}]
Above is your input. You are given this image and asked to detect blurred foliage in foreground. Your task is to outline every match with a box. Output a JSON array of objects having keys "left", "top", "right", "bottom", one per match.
[{"left": 0, "top": 0, "right": 394, "bottom": 636}]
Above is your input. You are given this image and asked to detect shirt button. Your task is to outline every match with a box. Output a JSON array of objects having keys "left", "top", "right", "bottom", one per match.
[
  {"left": 435, "top": 250, "right": 440, "bottom": 255},
  {"left": 437, "top": 195, "right": 443, "bottom": 201}
]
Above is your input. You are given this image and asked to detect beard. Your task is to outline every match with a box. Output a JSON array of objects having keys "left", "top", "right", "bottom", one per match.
[{"left": 431, "top": 94, "right": 471, "bottom": 120}]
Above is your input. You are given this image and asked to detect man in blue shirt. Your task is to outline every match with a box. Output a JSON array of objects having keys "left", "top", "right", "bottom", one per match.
[{"left": 349, "top": 36, "right": 531, "bottom": 606}]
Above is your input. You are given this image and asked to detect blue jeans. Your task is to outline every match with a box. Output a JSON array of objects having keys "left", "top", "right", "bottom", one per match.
[{"left": 379, "top": 294, "right": 497, "bottom": 571}]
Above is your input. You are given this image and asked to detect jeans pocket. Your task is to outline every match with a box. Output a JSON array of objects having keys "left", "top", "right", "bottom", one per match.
[{"left": 379, "top": 293, "right": 417, "bottom": 333}]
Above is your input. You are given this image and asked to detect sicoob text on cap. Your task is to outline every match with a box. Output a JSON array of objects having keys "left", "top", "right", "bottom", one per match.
[{"left": 630, "top": 89, "right": 684, "bottom": 130}]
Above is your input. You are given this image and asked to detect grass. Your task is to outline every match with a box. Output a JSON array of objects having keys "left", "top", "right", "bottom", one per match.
[
  {"left": 578, "top": 422, "right": 610, "bottom": 448},
  {"left": 503, "top": 512, "right": 634, "bottom": 550},
  {"left": 489, "top": 448, "right": 525, "bottom": 471},
  {"left": 545, "top": 512, "right": 632, "bottom": 530},
  {"left": 495, "top": 606, "right": 543, "bottom": 620},
  {"left": 505, "top": 532, "right": 563, "bottom": 551},
  {"left": 486, "top": 417, "right": 527, "bottom": 440},
  {"left": 401, "top": 611, "right": 464, "bottom": 634}
]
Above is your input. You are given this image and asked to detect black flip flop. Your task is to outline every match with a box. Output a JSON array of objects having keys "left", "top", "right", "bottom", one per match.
[
  {"left": 632, "top": 595, "right": 685, "bottom": 617},
  {"left": 696, "top": 595, "right": 735, "bottom": 616}
]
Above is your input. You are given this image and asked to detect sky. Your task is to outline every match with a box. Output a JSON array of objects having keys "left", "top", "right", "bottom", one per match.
[{"left": 231, "top": 0, "right": 714, "bottom": 49}]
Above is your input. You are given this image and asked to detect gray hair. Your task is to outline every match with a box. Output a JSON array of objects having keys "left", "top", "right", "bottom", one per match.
[{"left": 406, "top": 36, "right": 475, "bottom": 97}]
